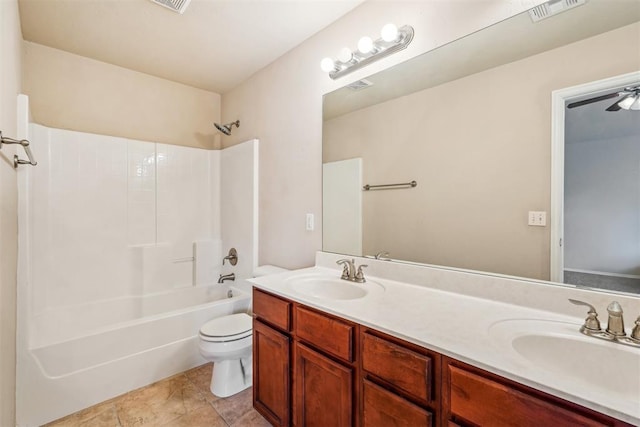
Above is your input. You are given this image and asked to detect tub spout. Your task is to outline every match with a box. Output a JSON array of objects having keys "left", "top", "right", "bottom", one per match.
[{"left": 218, "top": 273, "right": 235, "bottom": 283}]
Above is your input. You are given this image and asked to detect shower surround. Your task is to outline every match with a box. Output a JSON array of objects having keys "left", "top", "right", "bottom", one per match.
[{"left": 16, "top": 120, "right": 259, "bottom": 426}]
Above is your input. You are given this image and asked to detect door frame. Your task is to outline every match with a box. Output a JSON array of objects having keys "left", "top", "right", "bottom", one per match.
[{"left": 550, "top": 71, "right": 640, "bottom": 283}]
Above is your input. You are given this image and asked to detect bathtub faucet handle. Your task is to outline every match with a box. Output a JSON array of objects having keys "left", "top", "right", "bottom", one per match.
[{"left": 223, "top": 248, "right": 238, "bottom": 266}]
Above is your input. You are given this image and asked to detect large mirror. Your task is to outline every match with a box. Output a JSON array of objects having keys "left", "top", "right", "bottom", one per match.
[{"left": 322, "top": 0, "right": 640, "bottom": 293}]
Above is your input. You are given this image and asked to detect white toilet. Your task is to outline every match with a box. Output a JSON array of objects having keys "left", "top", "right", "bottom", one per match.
[{"left": 198, "top": 265, "right": 288, "bottom": 397}]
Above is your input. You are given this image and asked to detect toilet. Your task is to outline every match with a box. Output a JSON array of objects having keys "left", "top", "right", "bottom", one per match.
[{"left": 198, "top": 265, "right": 288, "bottom": 397}]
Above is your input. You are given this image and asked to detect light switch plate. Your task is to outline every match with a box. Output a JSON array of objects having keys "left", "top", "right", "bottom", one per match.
[
  {"left": 528, "top": 211, "right": 547, "bottom": 226},
  {"left": 306, "top": 213, "right": 314, "bottom": 231}
]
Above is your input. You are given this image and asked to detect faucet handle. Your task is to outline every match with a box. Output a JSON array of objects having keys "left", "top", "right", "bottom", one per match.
[
  {"left": 606, "top": 301, "right": 626, "bottom": 337},
  {"left": 336, "top": 259, "right": 351, "bottom": 280},
  {"left": 569, "top": 299, "right": 602, "bottom": 331},
  {"left": 630, "top": 316, "right": 640, "bottom": 342},
  {"left": 607, "top": 301, "right": 623, "bottom": 315},
  {"left": 355, "top": 264, "right": 368, "bottom": 283}
]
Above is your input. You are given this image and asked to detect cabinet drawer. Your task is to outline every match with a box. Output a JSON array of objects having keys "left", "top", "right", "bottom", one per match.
[
  {"left": 362, "top": 332, "right": 431, "bottom": 402},
  {"left": 294, "top": 305, "right": 354, "bottom": 362},
  {"left": 449, "top": 365, "right": 607, "bottom": 427},
  {"left": 363, "top": 379, "right": 432, "bottom": 427},
  {"left": 253, "top": 288, "right": 291, "bottom": 332}
]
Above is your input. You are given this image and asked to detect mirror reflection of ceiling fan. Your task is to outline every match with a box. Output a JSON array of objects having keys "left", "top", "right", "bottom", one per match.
[{"left": 567, "top": 86, "right": 640, "bottom": 111}]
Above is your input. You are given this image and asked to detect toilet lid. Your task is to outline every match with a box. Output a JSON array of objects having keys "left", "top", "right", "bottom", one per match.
[{"left": 200, "top": 313, "right": 252, "bottom": 339}]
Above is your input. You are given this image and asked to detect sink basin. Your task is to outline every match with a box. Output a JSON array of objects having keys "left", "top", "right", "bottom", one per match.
[
  {"left": 285, "top": 274, "right": 384, "bottom": 300},
  {"left": 489, "top": 319, "right": 640, "bottom": 400}
]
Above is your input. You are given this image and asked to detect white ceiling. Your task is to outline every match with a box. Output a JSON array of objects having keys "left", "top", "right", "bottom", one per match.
[{"left": 18, "top": 0, "right": 364, "bottom": 94}]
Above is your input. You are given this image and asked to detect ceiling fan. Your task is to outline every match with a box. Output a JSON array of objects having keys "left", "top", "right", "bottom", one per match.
[{"left": 567, "top": 86, "right": 640, "bottom": 111}]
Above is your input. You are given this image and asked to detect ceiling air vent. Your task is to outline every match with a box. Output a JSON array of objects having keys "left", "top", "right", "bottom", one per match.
[
  {"left": 529, "top": 0, "right": 586, "bottom": 23},
  {"left": 346, "top": 79, "right": 373, "bottom": 91},
  {"left": 150, "top": 0, "right": 191, "bottom": 14}
]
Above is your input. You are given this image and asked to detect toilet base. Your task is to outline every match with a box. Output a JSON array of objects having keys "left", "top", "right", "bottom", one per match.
[{"left": 210, "top": 356, "right": 253, "bottom": 398}]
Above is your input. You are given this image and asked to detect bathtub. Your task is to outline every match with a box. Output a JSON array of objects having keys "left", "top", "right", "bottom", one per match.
[{"left": 17, "top": 283, "right": 251, "bottom": 427}]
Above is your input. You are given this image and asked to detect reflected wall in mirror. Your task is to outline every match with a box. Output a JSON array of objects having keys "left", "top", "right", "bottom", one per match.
[{"left": 322, "top": 0, "right": 640, "bottom": 291}]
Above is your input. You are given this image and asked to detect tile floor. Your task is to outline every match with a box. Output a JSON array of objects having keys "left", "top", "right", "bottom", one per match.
[{"left": 44, "top": 363, "right": 271, "bottom": 427}]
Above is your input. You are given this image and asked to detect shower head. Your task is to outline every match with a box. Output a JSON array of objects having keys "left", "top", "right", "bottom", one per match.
[{"left": 214, "top": 120, "right": 240, "bottom": 135}]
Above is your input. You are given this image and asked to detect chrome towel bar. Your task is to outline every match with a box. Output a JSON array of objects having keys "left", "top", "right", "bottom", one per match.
[
  {"left": 0, "top": 130, "right": 37, "bottom": 168},
  {"left": 363, "top": 180, "right": 417, "bottom": 191}
]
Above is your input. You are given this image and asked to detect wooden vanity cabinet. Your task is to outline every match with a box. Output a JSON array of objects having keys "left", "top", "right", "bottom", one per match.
[
  {"left": 253, "top": 289, "right": 358, "bottom": 427},
  {"left": 292, "top": 305, "right": 358, "bottom": 427},
  {"left": 360, "top": 328, "right": 439, "bottom": 426},
  {"left": 443, "top": 357, "right": 633, "bottom": 427},
  {"left": 252, "top": 287, "right": 633, "bottom": 427},
  {"left": 252, "top": 289, "right": 292, "bottom": 427}
]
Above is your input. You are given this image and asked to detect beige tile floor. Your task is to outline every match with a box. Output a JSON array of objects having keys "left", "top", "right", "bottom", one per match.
[{"left": 44, "top": 363, "right": 271, "bottom": 427}]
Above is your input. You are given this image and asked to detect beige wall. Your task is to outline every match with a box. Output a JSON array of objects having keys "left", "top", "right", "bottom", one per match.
[
  {"left": 221, "top": 1, "right": 540, "bottom": 269},
  {"left": 22, "top": 42, "right": 222, "bottom": 149},
  {"left": 324, "top": 23, "right": 640, "bottom": 280},
  {"left": 0, "top": 0, "right": 22, "bottom": 424}
]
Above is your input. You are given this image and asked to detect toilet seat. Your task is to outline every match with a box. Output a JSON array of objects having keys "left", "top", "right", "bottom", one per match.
[{"left": 200, "top": 313, "right": 252, "bottom": 342}]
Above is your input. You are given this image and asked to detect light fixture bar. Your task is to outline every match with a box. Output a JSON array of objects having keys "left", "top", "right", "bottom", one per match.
[{"left": 326, "top": 25, "right": 414, "bottom": 80}]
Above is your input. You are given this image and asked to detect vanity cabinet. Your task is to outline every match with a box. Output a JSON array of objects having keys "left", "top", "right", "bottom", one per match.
[
  {"left": 252, "top": 289, "right": 292, "bottom": 427},
  {"left": 443, "top": 357, "right": 630, "bottom": 427},
  {"left": 252, "top": 287, "right": 633, "bottom": 427},
  {"left": 360, "top": 328, "right": 438, "bottom": 426},
  {"left": 292, "top": 304, "right": 358, "bottom": 427},
  {"left": 253, "top": 289, "right": 358, "bottom": 427}
]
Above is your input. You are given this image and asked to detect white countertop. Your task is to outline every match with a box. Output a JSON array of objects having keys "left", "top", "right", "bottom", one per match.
[{"left": 249, "top": 253, "right": 640, "bottom": 425}]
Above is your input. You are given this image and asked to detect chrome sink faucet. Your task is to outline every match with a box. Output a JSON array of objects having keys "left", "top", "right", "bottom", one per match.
[
  {"left": 569, "top": 299, "right": 640, "bottom": 348},
  {"left": 336, "top": 258, "right": 367, "bottom": 283}
]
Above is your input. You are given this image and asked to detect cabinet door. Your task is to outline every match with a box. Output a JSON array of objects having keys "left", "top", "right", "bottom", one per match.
[
  {"left": 253, "top": 320, "right": 290, "bottom": 427},
  {"left": 293, "top": 342, "right": 353, "bottom": 427},
  {"left": 363, "top": 379, "right": 432, "bottom": 427}
]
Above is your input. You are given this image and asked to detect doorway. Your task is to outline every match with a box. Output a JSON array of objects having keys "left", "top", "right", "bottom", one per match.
[{"left": 551, "top": 72, "right": 640, "bottom": 293}]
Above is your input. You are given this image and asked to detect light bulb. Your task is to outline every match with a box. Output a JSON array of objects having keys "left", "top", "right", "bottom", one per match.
[
  {"left": 320, "top": 57, "right": 335, "bottom": 73},
  {"left": 618, "top": 94, "right": 636, "bottom": 110},
  {"left": 337, "top": 47, "right": 353, "bottom": 63},
  {"left": 381, "top": 23, "right": 399, "bottom": 42},
  {"left": 357, "top": 36, "right": 374, "bottom": 54}
]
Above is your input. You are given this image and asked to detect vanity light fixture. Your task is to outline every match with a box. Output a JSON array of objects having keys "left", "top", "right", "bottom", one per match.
[{"left": 320, "top": 23, "right": 414, "bottom": 80}]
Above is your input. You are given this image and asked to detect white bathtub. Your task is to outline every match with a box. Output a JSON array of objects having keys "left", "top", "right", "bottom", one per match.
[
  {"left": 17, "top": 283, "right": 251, "bottom": 427},
  {"left": 30, "top": 283, "right": 244, "bottom": 348}
]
